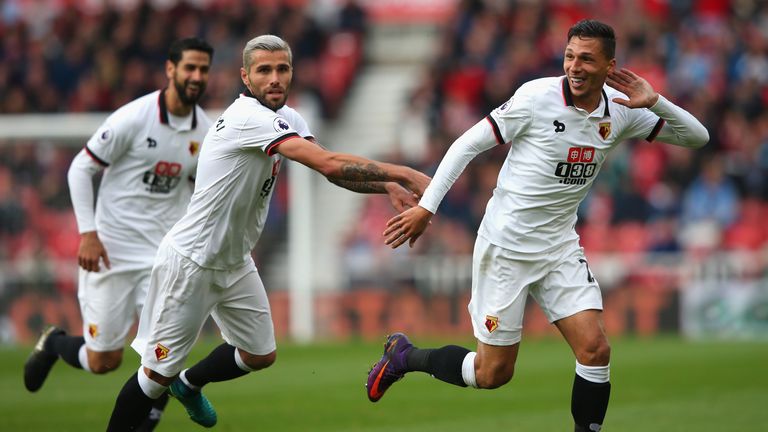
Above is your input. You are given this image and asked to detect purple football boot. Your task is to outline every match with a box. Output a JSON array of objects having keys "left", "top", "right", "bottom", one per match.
[{"left": 366, "top": 332, "right": 413, "bottom": 402}]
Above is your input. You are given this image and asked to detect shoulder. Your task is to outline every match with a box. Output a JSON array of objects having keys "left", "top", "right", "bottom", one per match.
[
  {"left": 222, "top": 97, "right": 290, "bottom": 135},
  {"left": 277, "top": 104, "right": 299, "bottom": 116},
  {"left": 509, "top": 77, "right": 563, "bottom": 108},
  {"left": 105, "top": 91, "right": 159, "bottom": 131},
  {"left": 122, "top": 91, "right": 160, "bottom": 115},
  {"left": 518, "top": 77, "right": 561, "bottom": 95},
  {"left": 276, "top": 105, "right": 306, "bottom": 126},
  {"left": 225, "top": 95, "right": 274, "bottom": 123},
  {"left": 497, "top": 77, "right": 562, "bottom": 114}
]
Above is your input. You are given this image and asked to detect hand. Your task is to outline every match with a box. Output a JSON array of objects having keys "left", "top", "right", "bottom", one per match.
[
  {"left": 606, "top": 68, "right": 659, "bottom": 109},
  {"left": 78, "top": 231, "right": 111, "bottom": 272},
  {"left": 384, "top": 182, "right": 419, "bottom": 212},
  {"left": 402, "top": 168, "right": 431, "bottom": 197},
  {"left": 383, "top": 206, "right": 433, "bottom": 249}
]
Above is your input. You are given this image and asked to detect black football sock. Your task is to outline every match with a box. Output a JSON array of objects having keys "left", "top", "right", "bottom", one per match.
[
  {"left": 149, "top": 391, "right": 169, "bottom": 419},
  {"left": 571, "top": 374, "right": 611, "bottom": 431},
  {"left": 46, "top": 333, "right": 85, "bottom": 369},
  {"left": 406, "top": 345, "right": 469, "bottom": 387},
  {"left": 404, "top": 347, "right": 434, "bottom": 372},
  {"left": 135, "top": 391, "right": 169, "bottom": 431},
  {"left": 184, "top": 343, "right": 250, "bottom": 387},
  {"left": 107, "top": 372, "right": 155, "bottom": 431}
]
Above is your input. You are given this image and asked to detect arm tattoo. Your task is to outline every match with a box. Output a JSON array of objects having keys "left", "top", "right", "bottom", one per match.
[
  {"left": 328, "top": 178, "right": 387, "bottom": 193},
  {"left": 339, "top": 161, "right": 388, "bottom": 182}
]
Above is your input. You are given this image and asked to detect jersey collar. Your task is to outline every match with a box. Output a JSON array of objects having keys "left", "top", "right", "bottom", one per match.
[
  {"left": 561, "top": 77, "right": 610, "bottom": 117},
  {"left": 158, "top": 88, "right": 198, "bottom": 129}
]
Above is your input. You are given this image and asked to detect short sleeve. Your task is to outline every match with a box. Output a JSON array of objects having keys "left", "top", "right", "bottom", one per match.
[
  {"left": 620, "top": 107, "right": 664, "bottom": 142},
  {"left": 279, "top": 106, "right": 313, "bottom": 140},
  {"left": 84, "top": 111, "right": 137, "bottom": 166},
  {"left": 487, "top": 86, "right": 534, "bottom": 145},
  {"left": 237, "top": 113, "right": 300, "bottom": 156}
]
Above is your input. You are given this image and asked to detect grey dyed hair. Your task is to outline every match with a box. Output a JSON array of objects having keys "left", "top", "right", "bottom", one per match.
[{"left": 242, "top": 35, "right": 293, "bottom": 71}]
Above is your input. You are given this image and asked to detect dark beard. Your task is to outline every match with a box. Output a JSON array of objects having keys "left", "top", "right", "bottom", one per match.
[
  {"left": 255, "top": 94, "right": 286, "bottom": 111},
  {"left": 175, "top": 79, "right": 205, "bottom": 106}
]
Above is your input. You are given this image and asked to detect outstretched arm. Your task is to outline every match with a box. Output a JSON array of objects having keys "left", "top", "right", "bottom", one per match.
[
  {"left": 326, "top": 179, "right": 419, "bottom": 212},
  {"left": 305, "top": 139, "right": 420, "bottom": 210},
  {"left": 383, "top": 118, "right": 499, "bottom": 249},
  {"left": 275, "top": 137, "right": 431, "bottom": 197},
  {"left": 607, "top": 68, "right": 709, "bottom": 148}
]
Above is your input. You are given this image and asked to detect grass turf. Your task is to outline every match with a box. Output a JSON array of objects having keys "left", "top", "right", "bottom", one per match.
[{"left": 3, "top": 336, "right": 767, "bottom": 431}]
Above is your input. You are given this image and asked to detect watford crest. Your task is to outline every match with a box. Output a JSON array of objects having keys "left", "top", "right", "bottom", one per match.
[
  {"left": 485, "top": 315, "right": 499, "bottom": 333},
  {"left": 598, "top": 122, "right": 611, "bottom": 140},
  {"left": 155, "top": 343, "right": 170, "bottom": 361},
  {"left": 189, "top": 141, "right": 200, "bottom": 156},
  {"left": 88, "top": 324, "right": 98, "bottom": 338}
]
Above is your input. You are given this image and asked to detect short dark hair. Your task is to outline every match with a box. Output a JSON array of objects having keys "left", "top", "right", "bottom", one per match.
[
  {"left": 567, "top": 20, "right": 615, "bottom": 59},
  {"left": 168, "top": 37, "right": 214, "bottom": 64}
]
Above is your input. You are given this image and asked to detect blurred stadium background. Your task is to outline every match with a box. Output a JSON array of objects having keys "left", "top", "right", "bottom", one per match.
[
  {"left": 2, "top": 0, "right": 767, "bottom": 345},
  {"left": 0, "top": 0, "right": 768, "bottom": 344},
  {"left": 1, "top": 0, "right": 767, "bottom": 430}
]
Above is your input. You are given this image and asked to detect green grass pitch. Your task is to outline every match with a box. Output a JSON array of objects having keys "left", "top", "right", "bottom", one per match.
[{"left": 3, "top": 336, "right": 767, "bottom": 431}]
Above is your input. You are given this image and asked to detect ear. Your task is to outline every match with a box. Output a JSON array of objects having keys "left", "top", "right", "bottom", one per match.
[
  {"left": 240, "top": 67, "right": 250, "bottom": 89},
  {"left": 607, "top": 58, "right": 616, "bottom": 73},
  {"left": 165, "top": 60, "right": 175, "bottom": 80}
]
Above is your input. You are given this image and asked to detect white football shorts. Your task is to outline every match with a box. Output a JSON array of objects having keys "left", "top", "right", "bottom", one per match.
[
  {"left": 78, "top": 266, "right": 150, "bottom": 351},
  {"left": 468, "top": 235, "right": 602, "bottom": 346},
  {"left": 132, "top": 240, "right": 276, "bottom": 377}
]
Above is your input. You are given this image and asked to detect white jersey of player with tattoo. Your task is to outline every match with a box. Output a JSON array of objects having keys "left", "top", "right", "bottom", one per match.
[
  {"left": 70, "top": 89, "right": 212, "bottom": 269},
  {"left": 168, "top": 94, "right": 313, "bottom": 270}
]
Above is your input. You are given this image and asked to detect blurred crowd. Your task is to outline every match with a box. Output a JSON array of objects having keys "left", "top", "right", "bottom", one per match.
[
  {"left": 343, "top": 0, "right": 768, "bottom": 290},
  {"left": 0, "top": 0, "right": 367, "bottom": 116},
  {"left": 0, "top": 0, "right": 368, "bottom": 303}
]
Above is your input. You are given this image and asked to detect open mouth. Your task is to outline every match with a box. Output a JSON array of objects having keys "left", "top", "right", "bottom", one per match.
[{"left": 570, "top": 77, "right": 586, "bottom": 88}]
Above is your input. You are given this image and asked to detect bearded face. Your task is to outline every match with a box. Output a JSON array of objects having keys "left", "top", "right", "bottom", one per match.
[
  {"left": 170, "top": 50, "right": 211, "bottom": 106},
  {"left": 241, "top": 49, "right": 292, "bottom": 111}
]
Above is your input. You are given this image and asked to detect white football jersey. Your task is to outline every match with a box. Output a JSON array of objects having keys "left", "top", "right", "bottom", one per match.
[
  {"left": 168, "top": 94, "right": 313, "bottom": 269},
  {"left": 83, "top": 90, "right": 212, "bottom": 267},
  {"left": 481, "top": 77, "right": 663, "bottom": 254},
  {"left": 479, "top": 77, "right": 664, "bottom": 253}
]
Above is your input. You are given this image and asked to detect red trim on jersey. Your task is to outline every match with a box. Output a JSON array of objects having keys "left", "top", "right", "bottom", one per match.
[
  {"left": 266, "top": 132, "right": 300, "bottom": 156},
  {"left": 485, "top": 115, "right": 504, "bottom": 145},
  {"left": 84, "top": 145, "right": 109, "bottom": 167},
  {"left": 646, "top": 118, "right": 665, "bottom": 142}
]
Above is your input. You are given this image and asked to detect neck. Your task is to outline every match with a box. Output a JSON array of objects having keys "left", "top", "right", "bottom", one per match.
[
  {"left": 165, "top": 88, "right": 192, "bottom": 116},
  {"left": 573, "top": 93, "right": 601, "bottom": 112}
]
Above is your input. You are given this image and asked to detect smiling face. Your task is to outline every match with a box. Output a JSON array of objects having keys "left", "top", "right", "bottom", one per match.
[
  {"left": 168, "top": 49, "right": 211, "bottom": 106},
  {"left": 241, "top": 49, "right": 292, "bottom": 111},
  {"left": 563, "top": 36, "right": 615, "bottom": 111}
]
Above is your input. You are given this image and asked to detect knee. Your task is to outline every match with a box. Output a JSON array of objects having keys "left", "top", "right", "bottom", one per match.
[
  {"left": 88, "top": 351, "right": 123, "bottom": 374},
  {"left": 576, "top": 339, "right": 611, "bottom": 366},
  {"left": 241, "top": 350, "right": 276, "bottom": 371},
  {"left": 475, "top": 360, "right": 515, "bottom": 389}
]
